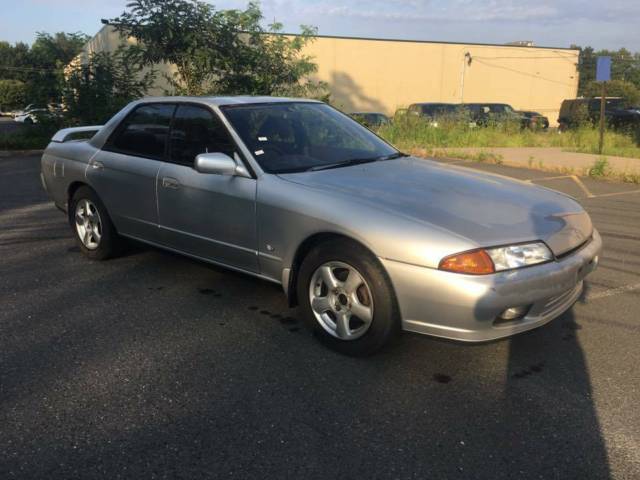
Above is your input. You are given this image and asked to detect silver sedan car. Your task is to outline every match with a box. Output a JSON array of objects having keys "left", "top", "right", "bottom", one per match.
[{"left": 41, "top": 96, "right": 601, "bottom": 355}]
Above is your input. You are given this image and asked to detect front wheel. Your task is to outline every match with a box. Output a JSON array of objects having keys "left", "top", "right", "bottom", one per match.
[{"left": 297, "top": 239, "right": 400, "bottom": 356}]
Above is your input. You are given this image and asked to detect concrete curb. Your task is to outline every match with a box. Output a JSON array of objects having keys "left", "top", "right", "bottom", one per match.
[
  {"left": 0, "top": 150, "right": 44, "bottom": 157},
  {"left": 410, "top": 147, "right": 640, "bottom": 183}
]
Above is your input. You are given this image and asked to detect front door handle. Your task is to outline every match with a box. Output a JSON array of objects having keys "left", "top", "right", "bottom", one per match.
[{"left": 162, "top": 177, "right": 180, "bottom": 189}]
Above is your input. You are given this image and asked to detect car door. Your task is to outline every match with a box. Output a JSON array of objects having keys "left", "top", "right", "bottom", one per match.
[
  {"left": 156, "top": 103, "right": 258, "bottom": 272},
  {"left": 89, "top": 103, "right": 175, "bottom": 240}
]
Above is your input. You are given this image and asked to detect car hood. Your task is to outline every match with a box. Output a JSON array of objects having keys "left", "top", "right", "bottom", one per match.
[{"left": 279, "top": 157, "right": 592, "bottom": 256}]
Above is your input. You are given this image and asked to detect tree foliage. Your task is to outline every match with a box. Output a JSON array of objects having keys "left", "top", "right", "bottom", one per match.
[
  {"left": 0, "top": 32, "right": 89, "bottom": 105},
  {"left": 0, "top": 79, "right": 26, "bottom": 109},
  {"left": 581, "top": 79, "right": 640, "bottom": 107},
  {"left": 62, "top": 47, "right": 156, "bottom": 125},
  {"left": 108, "top": 0, "right": 327, "bottom": 98},
  {"left": 573, "top": 45, "right": 640, "bottom": 106}
]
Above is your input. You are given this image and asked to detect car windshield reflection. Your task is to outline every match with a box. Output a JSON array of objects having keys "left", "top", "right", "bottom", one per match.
[{"left": 221, "top": 102, "right": 398, "bottom": 173}]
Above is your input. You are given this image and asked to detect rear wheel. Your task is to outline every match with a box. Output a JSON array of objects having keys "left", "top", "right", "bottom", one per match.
[
  {"left": 297, "top": 239, "right": 400, "bottom": 356},
  {"left": 69, "top": 186, "right": 121, "bottom": 260}
]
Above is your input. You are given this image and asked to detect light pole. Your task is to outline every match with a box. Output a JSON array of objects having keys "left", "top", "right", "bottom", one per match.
[{"left": 460, "top": 52, "right": 471, "bottom": 103}]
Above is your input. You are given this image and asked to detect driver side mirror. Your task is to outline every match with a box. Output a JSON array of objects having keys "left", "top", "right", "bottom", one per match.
[{"left": 194, "top": 152, "right": 249, "bottom": 177}]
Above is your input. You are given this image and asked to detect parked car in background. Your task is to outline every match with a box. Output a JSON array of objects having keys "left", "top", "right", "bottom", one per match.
[
  {"left": 349, "top": 112, "right": 390, "bottom": 128},
  {"left": 558, "top": 97, "right": 640, "bottom": 131},
  {"left": 14, "top": 107, "right": 49, "bottom": 124},
  {"left": 407, "top": 103, "right": 460, "bottom": 125},
  {"left": 0, "top": 107, "right": 17, "bottom": 117},
  {"left": 41, "top": 96, "right": 601, "bottom": 355},
  {"left": 516, "top": 110, "right": 549, "bottom": 130},
  {"left": 13, "top": 104, "right": 63, "bottom": 124},
  {"left": 13, "top": 104, "right": 39, "bottom": 118},
  {"left": 463, "top": 103, "right": 530, "bottom": 128}
]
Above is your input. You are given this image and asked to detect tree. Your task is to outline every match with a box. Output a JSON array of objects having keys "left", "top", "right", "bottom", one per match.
[
  {"left": 0, "top": 41, "right": 32, "bottom": 83},
  {"left": 581, "top": 79, "right": 640, "bottom": 107},
  {"left": 574, "top": 45, "right": 640, "bottom": 98},
  {"left": 108, "top": 0, "right": 327, "bottom": 98},
  {"left": 0, "top": 79, "right": 26, "bottom": 109},
  {"left": 0, "top": 33, "right": 89, "bottom": 105},
  {"left": 62, "top": 47, "right": 156, "bottom": 125},
  {"left": 27, "top": 32, "right": 90, "bottom": 104}
]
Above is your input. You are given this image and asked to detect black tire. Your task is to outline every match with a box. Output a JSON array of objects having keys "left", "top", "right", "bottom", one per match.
[
  {"left": 297, "top": 239, "right": 400, "bottom": 356},
  {"left": 69, "top": 186, "right": 121, "bottom": 260}
]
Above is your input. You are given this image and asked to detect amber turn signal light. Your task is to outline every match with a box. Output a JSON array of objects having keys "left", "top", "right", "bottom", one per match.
[{"left": 439, "top": 249, "right": 495, "bottom": 275}]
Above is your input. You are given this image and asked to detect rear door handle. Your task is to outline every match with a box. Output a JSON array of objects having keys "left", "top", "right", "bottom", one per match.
[
  {"left": 90, "top": 161, "right": 104, "bottom": 170},
  {"left": 162, "top": 177, "right": 180, "bottom": 189}
]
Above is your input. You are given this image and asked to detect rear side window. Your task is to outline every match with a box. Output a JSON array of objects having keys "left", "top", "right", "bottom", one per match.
[
  {"left": 107, "top": 104, "right": 175, "bottom": 159},
  {"left": 169, "top": 105, "right": 236, "bottom": 165}
]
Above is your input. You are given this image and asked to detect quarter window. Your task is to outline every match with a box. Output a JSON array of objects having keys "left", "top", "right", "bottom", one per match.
[
  {"left": 169, "top": 105, "right": 236, "bottom": 165},
  {"left": 108, "top": 104, "right": 175, "bottom": 159}
]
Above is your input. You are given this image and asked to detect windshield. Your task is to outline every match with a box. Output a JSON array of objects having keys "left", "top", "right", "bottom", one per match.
[
  {"left": 422, "top": 104, "right": 457, "bottom": 115},
  {"left": 221, "top": 102, "right": 398, "bottom": 173}
]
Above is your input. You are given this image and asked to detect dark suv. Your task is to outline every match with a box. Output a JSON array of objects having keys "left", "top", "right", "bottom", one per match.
[
  {"left": 407, "top": 103, "right": 460, "bottom": 121},
  {"left": 558, "top": 98, "right": 640, "bottom": 130},
  {"left": 349, "top": 112, "right": 390, "bottom": 128},
  {"left": 463, "top": 103, "right": 531, "bottom": 128}
]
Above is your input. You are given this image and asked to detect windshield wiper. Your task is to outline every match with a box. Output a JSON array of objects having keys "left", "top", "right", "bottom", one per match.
[
  {"left": 379, "top": 152, "right": 409, "bottom": 161},
  {"left": 309, "top": 152, "right": 408, "bottom": 172}
]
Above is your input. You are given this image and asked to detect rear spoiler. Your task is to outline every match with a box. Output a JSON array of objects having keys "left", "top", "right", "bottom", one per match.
[{"left": 51, "top": 125, "right": 103, "bottom": 143}]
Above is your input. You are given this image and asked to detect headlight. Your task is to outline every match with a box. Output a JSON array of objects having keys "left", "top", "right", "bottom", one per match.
[
  {"left": 439, "top": 242, "right": 552, "bottom": 275},
  {"left": 486, "top": 242, "right": 552, "bottom": 271}
]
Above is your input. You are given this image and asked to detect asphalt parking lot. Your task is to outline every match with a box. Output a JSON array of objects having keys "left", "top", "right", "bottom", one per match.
[{"left": 1, "top": 153, "right": 639, "bottom": 479}]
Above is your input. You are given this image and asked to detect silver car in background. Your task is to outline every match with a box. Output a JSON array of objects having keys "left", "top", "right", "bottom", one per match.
[{"left": 41, "top": 97, "right": 601, "bottom": 355}]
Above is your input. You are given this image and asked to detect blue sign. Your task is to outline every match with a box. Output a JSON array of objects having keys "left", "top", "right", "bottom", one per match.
[{"left": 596, "top": 56, "right": 611, "bottom": 82}]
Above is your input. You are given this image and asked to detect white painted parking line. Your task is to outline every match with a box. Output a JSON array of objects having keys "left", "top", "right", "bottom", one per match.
[
  {"left": 570, "top": 175, "right": 596, "bottom": 198},
  {"left": 587, "top": 283, "right": 640, "bottom": 301},
  {"left": 587, "top": 189, "right": 640, "bottom": 199},
  {"left": 525, "top": 175, "right": 640, "bottom": 199},
  {"left": 530, "top": 174, "right": 575, "bottom": 181},
  {"left": 530, "top": 175, "right": 595, "bottom": 198}
]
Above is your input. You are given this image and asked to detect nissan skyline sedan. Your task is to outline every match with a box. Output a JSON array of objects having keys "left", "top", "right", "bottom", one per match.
[{"left": 40, "top": 96, "right": 601, "bottom": 355}]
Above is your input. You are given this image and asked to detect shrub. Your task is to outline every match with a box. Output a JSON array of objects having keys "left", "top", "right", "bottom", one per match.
[{"left": 0, "top": 79, "right": 26, "bottom": 110}]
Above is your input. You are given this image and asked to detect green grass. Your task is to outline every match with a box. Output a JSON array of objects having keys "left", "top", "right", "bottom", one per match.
[
  {"left": 432, "top": 149, "right": 504, "bottom": 164},
  {"left": 588, "top": 157, "right": 610, "bottom": 178},
  {"left": 376, "top": 115, "right": 640, "bottom": 159}
]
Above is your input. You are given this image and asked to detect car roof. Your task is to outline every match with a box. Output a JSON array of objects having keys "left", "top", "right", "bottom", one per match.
[
  {"left": 411, "top": 102, "right": 456, "bottom": 106},
  {"left": 134, "top": 95, "right": 322, "bottom": 107},
  {"left": 465, "top": 102, "right": 511, "bottom": 106}
]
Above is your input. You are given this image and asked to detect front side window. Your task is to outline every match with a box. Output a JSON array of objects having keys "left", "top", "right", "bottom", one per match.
[
  {"left": 108, "top": 104, "right": 175, "bottom": 159},
  {"left": 169, "top": 105, "right": 236, "bottom": 165},
  {"left": 221, "top": 102, "right": 397, "bottom": 173}
]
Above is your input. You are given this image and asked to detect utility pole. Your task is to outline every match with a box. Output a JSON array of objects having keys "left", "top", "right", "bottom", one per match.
[
  {"left": 595, "top": 56, "right": 611, "bottom": 155},
  {"left": 459, "top": 52, "right": 471, "bottom": 103},
  {"left": 598, "top": 82, "right": 606, "bottom": 155}
]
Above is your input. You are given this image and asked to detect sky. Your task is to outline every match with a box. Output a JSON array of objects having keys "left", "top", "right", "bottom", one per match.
[{"left": 0, "top": 0, "right": 638, "bottom": 50}]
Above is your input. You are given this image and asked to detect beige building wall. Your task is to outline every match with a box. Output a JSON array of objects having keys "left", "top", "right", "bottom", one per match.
[
  {"left": 79, "top": 26, "right": 579, "bottom": 125},
  {"left": 304, "top": 35, "right": 579, "bottom": 125}
]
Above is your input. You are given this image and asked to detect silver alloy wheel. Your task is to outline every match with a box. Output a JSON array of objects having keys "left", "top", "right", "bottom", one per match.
[
  {"left": 75, "top": 199, "right": 102, "bottom": 250},
  {"left": 309, "top": 261, "right": 374, "bottom": 340}
]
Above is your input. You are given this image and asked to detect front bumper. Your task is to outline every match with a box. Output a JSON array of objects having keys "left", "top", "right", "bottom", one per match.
[{"left": 382, "top": 229, "right": 602, "bottom": 342}]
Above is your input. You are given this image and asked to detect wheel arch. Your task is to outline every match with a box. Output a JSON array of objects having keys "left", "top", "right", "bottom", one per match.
[
  {"left": 67, "top": 181, "right": 89, "bottom": 203},
  {"left": 286, "top": 232, "right": 388, "bottom": 307},
  {"left": 66, "top": 182, "right": 115, "bottom": 232},
  {"left": 66, "top": 181, "right": 86, "bottom": 217}
]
